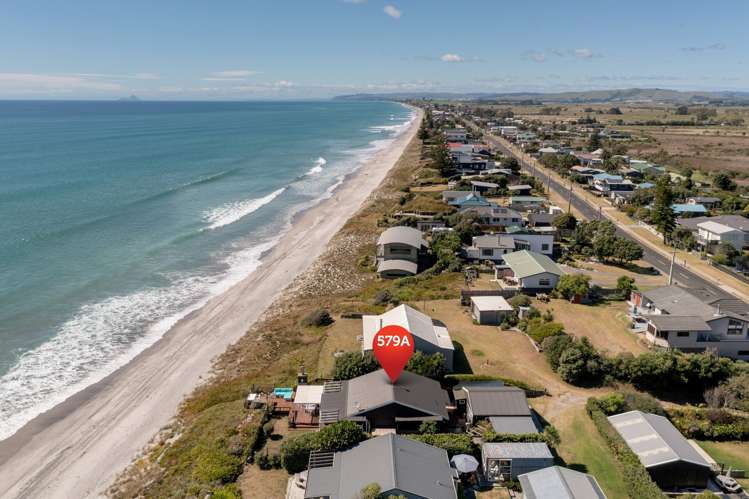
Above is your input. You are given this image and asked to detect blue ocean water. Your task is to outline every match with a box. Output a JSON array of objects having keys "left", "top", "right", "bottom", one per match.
[{"left": 0, "top": 100, "right": 414, "bottom": 439}]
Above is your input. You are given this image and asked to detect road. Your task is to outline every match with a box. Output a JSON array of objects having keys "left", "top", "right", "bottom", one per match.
[{"left": 482, "top": 132, "right": 734, "bottom": 302}]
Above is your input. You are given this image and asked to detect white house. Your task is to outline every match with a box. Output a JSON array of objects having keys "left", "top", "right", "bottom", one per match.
[
  {"left": 376, "top": 226, "right": 428, "bottom": 279},
  {"left": 444, "top": 128, "right": 467, "bottom": 142},
  {"left": 697, "top": 221, "right": 744, "bottom": 252},
  {"left": 362, "top": 304, "right": 455, "bottom": 370},
  {"left": 460, "top": 206, "right": 524, "bottom": 228},
  {"left": 463, "top": 233, "right": 554, "bottom": 263},
  {"left": 496, "top": 250, "right": 563, "bottom": 291}
]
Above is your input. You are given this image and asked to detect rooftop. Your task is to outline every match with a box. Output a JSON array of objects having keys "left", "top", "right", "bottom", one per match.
[
  {"left": 503, "top": 250, "right": 563, "bottom": 279},
  {"left": 377, "top": 259, "right": 417, "bottom": 275},
  {"left": 362, "top": 304, "right": 454, "bottom": 351},
  {"left": 461, "top": 385, "right": 531, "bottom": 417},
  {"left": 470, "top": 295, "right": 513, "bottom": 312},
  {"left": 678, "top": 214, "right": 749, "bottom": 232},
  {"left": 519, "top": 466, "right": 607, "bottom": 499},
  {"left": 482, "top": 442, "right": 553, "bottom": 459},
  {"left": 608, "top": 411, "right": 712, "bottom": 469},
  {"left": 377, "top": 226, "right": 427, "bottom": 248},
  {"left": 697, "top": 220, "right": 741, "bottom": 235}
]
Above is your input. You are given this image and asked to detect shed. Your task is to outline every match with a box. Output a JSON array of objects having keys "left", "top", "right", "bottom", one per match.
[
  {"left": 481, "top": 442, "right": 554, "bottom": 481},
  {"left": 470, "top": 295, "right": 513, "bottom": 325},
  {"left": 294, "top": 385, "right": 324, "bottom": 408},
  {"left": 519, "top": 466, "right": 607, "bottom": 499},
  {"left": 608, "top": 410, "right": 712, "bottom": 489}
]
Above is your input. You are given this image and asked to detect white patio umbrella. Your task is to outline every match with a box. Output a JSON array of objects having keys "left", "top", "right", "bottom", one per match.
[{"left": 450, "top": 454, "right": 479, "bottom": 473}]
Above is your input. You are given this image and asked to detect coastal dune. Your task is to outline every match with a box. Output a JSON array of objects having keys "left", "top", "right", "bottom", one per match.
[{"left": 0, "top": 108, "right": 423, "bottom": 499}]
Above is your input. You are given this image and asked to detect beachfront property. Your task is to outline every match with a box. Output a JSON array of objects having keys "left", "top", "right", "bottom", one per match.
[
  {"left": 376, "top": 226, "right": 428, "bottom": 279},
  {"left": 481, "top": 442, "right": 554, "bottom": 482},
  {"left": 441, "top": 189, "right": 472, "bottom": 203},
  {"left": 455, "top": 153, "right": 494, "bottom": 173},
  {"left": 470, "top": 180, "right": 499, "bottom": 194},
  {"left": 470, "top": 295, "right": 513, "bottom": 325},
  {"left": 361, "top": 304, "right": 455, "bottom": 371},
  {"left": 463, "top": 233, "right": 554, "bottom": 264},
  {"left": 449, "top": 192, "right": 493, "bottom": 210},
  {"left": 518, "top": 466, "right": 608, "bottom": 499},
  {"left": 453, "top": 381, "right": 537, "bottom": 433},
  {"left": 444, "top": 127, "right": 468, "bottom": 143},
  {"left": 507, "top": 184, "right": 533, "bottom": 196},
  {"left": 318, "top": 370, "right": 450, "bottom": 432},
  {"left": 608, "top": 411, "right": 712, "bottom": 489},
  {"left": 301, "top": 434, "right": 458, "bottom": 499},
  {"left": 416, "top": 219, "right": 447, "bottom": 233},
  {"left": 496, "top": 250, "right": 563, "bottom": 292},
  {"left": 630, "top": 285, "right": 749, "bottom": 359},
  {"left": 460, "top": 205, "right": 524, "bottom": 228}
]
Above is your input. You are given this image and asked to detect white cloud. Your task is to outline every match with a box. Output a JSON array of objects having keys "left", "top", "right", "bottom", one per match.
[
  {"left": 209, "top": 70, "right": 258, "bottom": 78},
  {"left": 524, "top": 51, "right": 546, "bottom": 63},
  {"left": 573, "top": 48, "right": 594, "bottom": 59},
  {"left": 342, "top": 0, "right": 366, "bottom": 3},
  {"left": 383, "top": 5, "right": 401, "bottom": 19},
  {"left": 440, "top": 53, "right": 464, "bottom": 63},
  {"left": 275, "top": 80, "right": 294, "bottom": 88},
  {"left": 681, "top": 43, "right": 726, "bottom": 52},
  {"left": 73, "top": 72, "right": 160, "bottom": 80},
  {"left": 0, "top": 73, "right": 124, "bottom": 93}
]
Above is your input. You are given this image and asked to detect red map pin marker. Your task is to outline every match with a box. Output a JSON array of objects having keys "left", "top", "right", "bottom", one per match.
[{"left": 372, "top": 325, "right": 414, "bottom": 383}]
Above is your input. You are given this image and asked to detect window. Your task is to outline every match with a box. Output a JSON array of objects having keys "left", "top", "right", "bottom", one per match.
[
  {"left": 541, "top": 244, "right": 550, "bottom": 251},
  {"left": 515, "top": 240, "right": 530, "bottom": 251},
  {"left": 656, "top": 330, "right": 669, "bottom": 340},
  {"left": 482, "top": 248, "right": 494, "bottom": 257},
  {"left": 728, "top": 319, "right": 744, "bottom": 335},
  {"left": 677, "top": 331, "right": 690, "bottom": 337},
  {"left": 539, "top": 278, "right": 551, "bottom": 286},
  {"left": 738, "top": 351, "right": 749, "bottom": 356}
]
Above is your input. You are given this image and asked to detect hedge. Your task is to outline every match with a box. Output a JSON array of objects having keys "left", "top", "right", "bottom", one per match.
[
  {"left": 407, "top": 433, "right": 477, "bottom": 457},
  {"left": 667, "top": 408, "right": 749, "bottom": 441},
  {"left": 585, "top": 398, "right": 665, "bottom": 499},
  {"left": 444, "top": 374, "right": 546, "bottom": 395},
  {"left": 280, "top": 421, "right": 366, "bottom": 473}
]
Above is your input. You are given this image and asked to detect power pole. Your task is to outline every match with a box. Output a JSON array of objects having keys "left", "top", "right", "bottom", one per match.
[
  {"left": 567, "top": 183, "right": 573, "bottom": 213},
  {"left": 668, "top": 249, "right": 676, "bottom": 285}
]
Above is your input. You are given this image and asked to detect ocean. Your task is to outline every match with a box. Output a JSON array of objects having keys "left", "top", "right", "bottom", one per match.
[{"left": 0, "top": 99, "right": 414, "bottom": 440}]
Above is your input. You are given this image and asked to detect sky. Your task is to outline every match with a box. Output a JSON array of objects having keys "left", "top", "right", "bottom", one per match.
[{"left": 1, "top": 0, "right": 748, "bottom": 99}]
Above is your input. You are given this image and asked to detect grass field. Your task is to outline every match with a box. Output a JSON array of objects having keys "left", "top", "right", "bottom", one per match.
[
  {"left": 551, "top": 406, "right": 629, "bottom": 499},
  {"left": 697, "top": 440, "right": 749, "bottom": 486}
]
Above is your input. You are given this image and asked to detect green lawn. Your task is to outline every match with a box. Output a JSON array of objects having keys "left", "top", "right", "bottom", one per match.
[
  {"left": 556, "top": 407, "right": 629, "bottom": 499},
  {"left": 697, "top": 440, "right": 749, "bottom": 485}
]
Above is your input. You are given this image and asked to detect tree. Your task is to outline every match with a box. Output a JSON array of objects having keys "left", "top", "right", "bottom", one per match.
[
  {"left": 554, "top": 274, "right": 591, "bottom": 301},
  {"left": 650, "top": 176, "right": 676, "bottom": 242},
  {"left": 542, "top": 334, "right": 574, "bottom": 371},
  {"left": 431, "top": 137, "right": 455, "bottom": 177},
  {"left": 552, "top": 213, "right": 577, "bottom": 236},
  {"left": 674, "top": 105, "right": 689, "bottom": 115},
  {"left": 556, "top": 337, "right": 606, "bottom": 385},
  {"left": 607, "top": 107, "right": 623, "bottom": 115},
  {"left": 417, "top": 421, "right": 439, "bottom": 434},
  {"left": 500, "top": 156, "right": 520, "bottom": 172},
  {"left": 333, "top": 351, "right": 379, "bottom": 380},
  {"left": 587, "top": 133, "right": 601, "bottom": 152},
  {"left": 713, "top": 172, "right": 736, "bottom": 191},
  {"left": 405, "top": 351, "right": 447, "bottom": 380},
  {"left": 281, "top": 421, "right": 366, "bottom": 473},
  {"left": 616, "top": 276, "right": 637, "bottom": 296},
  {"left": 612, "top": 239, "right": 644, "bottom": 264},
  {"left": 358, "top": 484, "right": 381, "bottom": 499},
  {"left": 592, "top": 232, "right": 618, "bottom": 262},
  {"left": 430, "top": 230, "right": 464, "bottom": 272},
  {"left": 508, "top": 294, "right": 532, "bottom": 309}
]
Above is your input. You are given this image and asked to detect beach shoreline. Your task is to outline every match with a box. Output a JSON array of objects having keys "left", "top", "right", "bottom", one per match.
[{"left": 0, "top": 106, "right": 423, "bottom": 499}]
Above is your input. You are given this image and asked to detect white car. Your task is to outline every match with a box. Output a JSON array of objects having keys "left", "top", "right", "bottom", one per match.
[{"left": 716, "top": 474, "right": 742, "bottom": 494}]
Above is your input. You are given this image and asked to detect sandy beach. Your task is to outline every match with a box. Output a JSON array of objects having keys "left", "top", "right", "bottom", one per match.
[{"left": 0, "top": 107, "right": 423, "bottom": 499}]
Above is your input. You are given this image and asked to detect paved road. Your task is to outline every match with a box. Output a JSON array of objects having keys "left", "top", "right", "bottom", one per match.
[{"left": 483, "top": 133, "right": 733, "bottom": 301}]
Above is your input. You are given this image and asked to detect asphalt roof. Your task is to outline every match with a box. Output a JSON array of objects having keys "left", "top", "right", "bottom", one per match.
[
  {"left": 608, "top": 411, "right": 712, "bottom": 469},
  {"left": 362, "top": 304, "right": 454, "bottom": 351},
  {"left": 304, "top": 434, "right": 458, "bottom": 499},
  {"left": 641, "top": 286, "right": 716, "bottom": 318},
  {"left": 482, "top": 442, "right": 553, "bottom": 460},
  {"left": 519, "top": 466, "right": 607, "bottom": 499},
  {"left": 503, "top": 250, "right": 563, "bottom": 279},
  {"left": 376, "top": 226, "right": 427, "bottom": 248},
  {"left": 645, "top": 314, "right": 710, "bottom": 332},
  {"left": 472, "top": 234, "right": 516, "bottom": 249},
  {"left": 678, "top": 214, "right": 749, "bottom": 232},
  {"left": 697, "top": 220, "right": 740, "bottom": 235},
  {"left": 320, "top": 370, "right": 449, "bottom": 422},
  {"left": 462, "top": 386, "right": 531, "bottom": 417},
  {"left": 489, "top": 416, "right": 539, "bottom": 434}
]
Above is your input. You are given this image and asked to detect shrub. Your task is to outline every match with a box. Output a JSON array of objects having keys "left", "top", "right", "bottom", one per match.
[
  {"left": 526, "top": 319, "right": 565, "bottom": 344},
  {"left": 373, "top": 289, "right": 393, "bottom": 306},
  {"left": 359, "top": 483, "right": 381, "bottom": 499},
  {"left": 542, "top": 335, "right": 573, "bottom": 371},
  {"left": 556, "top": 337, "right": 606, "bottom": 385},
  {"left": 508, "top": 294, "right": 531, "bottom": 309},
  {"left": 483, "top": 431, "right": 546, "bottom": 443},
  {"left": 262, "top": 420, "right": 275, "bottom": 438},
  {"left": 301, "top": 309, "right": 334, "bottom": 328},
  {"left": 418, "top": 421, "right": 439, "bottom": 434},
  {"left": 554, "top": 274, "right": 591, "bottom": 300},
  {"left": 444, "top": 374, "right": 545, "bottom": 393},
  {"left": 256, "top": 452, "right": 282, "bottom": 470},
  {"left": 597, "top": 393, "right": 626, "bottom": 415},
  {"left": 705, "top": 373, "right": 749, "bottom": 412},
  {"left": 333, "top": 351, "right": 379, "bottom": 380},
  {"left": 668, "top": 407, "right": 749, "bottom": 440},
  {"left": 280, "top": 421, "right": 366, "bottom": 473},
  {"left": 407, "top": 433, "right": 476, "bottom": 457},
  {"left": 211, "top": 484, "right": 241, "bottom": 499},
  {"left": 405, "top": 351, "right": 447, "bottom": 380}
]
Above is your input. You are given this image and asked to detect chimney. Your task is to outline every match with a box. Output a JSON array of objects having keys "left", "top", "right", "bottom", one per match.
[
  {"left": 297, "top": 363, "right": 308, "bottom": 385},
  {"left": 715, "top": 304, "right": 721, "bottom": 317}
]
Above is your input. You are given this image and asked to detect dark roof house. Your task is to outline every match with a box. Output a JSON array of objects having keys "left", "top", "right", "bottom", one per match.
[{"left": 304, "top": 434, "right": 458, "bottom": 499}]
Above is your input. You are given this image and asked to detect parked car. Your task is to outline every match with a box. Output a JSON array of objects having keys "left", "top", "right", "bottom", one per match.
[{"left": 716, "top": 474, "right": 742, "bottom": 493}]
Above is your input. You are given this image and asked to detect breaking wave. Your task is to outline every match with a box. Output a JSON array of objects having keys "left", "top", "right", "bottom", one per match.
[{"left": 202, "top": 187, "right": 286, "bottom": 230}]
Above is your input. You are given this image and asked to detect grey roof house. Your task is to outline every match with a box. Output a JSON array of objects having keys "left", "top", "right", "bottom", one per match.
[
  {"left": 519, "top": 466, "right": 607, "bottom": 499},
  {"left": 482, "top": 442, "right": 554, "bottom": 481},
  {"left": 608, "top": 411, "right": 712, "bottom": 489},
  {"left": 362, "top": 304, "right": 455, "bottom": 371},
  {"left": 376, "top": 226, "right": 428, "bottom": 279},
  {"left": 319, "top": 370, "right": 449, "bottom": 432},
  {"left": 631, "top": 285, "right": 749, "bottom": 360},
  {"left": 454, "top": 383, "right": 537, "bottom": 433},
  {"left": 496, "top": 250, "right": 563, "bottom": 292},
  {"left": 304, "top": 434, "right": 458, "bottom": 499}
]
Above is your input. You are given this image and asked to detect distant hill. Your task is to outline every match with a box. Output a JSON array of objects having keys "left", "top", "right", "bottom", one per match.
[
  {"left": 334, "top": 88, "right": 749, "bottom": 105},
  {"left": 117, "top": 95, "right": 141, "bottom": 102}
]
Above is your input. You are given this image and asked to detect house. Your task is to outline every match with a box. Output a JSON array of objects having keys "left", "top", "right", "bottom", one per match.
[
  {"left": 569, "top": 166, "right": 605, "bottom": 182},
  {"left": 460, "top": 205, "right": 524, "bottom": 228},
  {"left": 630, "top": 285, "right": 749, "bottom": 359},
  {"left": 497, "top": 250, "right": 563, "bottom": 291},
  {"left": 303, "top": 434, "right": 458, "bottom": 499},
  {"left": 416, "top": 219, "right": 446, "bottom": 232},
  {"left": 454, "top": 382, "right": 537, "bottom": 433},
  {"left": 518, "top": 466, "right": 607, "bottom": 499},
  {"left": 444, "top": 128, "right": 467, "bottom": 143},
  {"left": 638, "top": 182, "right": 655, "bottom": 190},
  {"left": 376, "top": 226, "right": 428, "bottom": 279},
  {"left": 508, "top": 184, "right": 533, "bottom": 196},
  {"left": 482, "top": 443, "right": 554, "bottom": 482},
  {"left": 456, "top": 153, "right": 494, "bottom": 172},
  {"left": 470, "top": 296, "right": 513, "bottom": 325},
  {"left": 516, "top": 131, "right": 537, "bottom": 143},
  {"left": 290, "top": 385, "right": 324, "bottom": 427},
  {"left": 441, "top": 189, "right": 472, "bottom": 203},
  {"left": 463, "top": 233, "right": 554, "bottom": 263},
  {"left": 509, "top": 196, "right": 546, "bottom": 211},
  {"left": 697, "top": 220, "right": 744, "bottom": 252},
  {"left": 672, "top": 203, "right": 707, "bottom": 216},
  {"left": 687, "top": 196, "right": 721, "bottom": 210},
  {"left": 497, "top": 126, "right": 518, "bottom": 138},
  {"left": 591, "top": 174, "right": 634, "bottom": 195},
  {"left": 449, "top": 192, "right": 493, "bottom": 209},
  {"left": 471, "top": 180, "right": 499, "bottom": 193},
  {"left": 362, "top": 304, "right": 455, "bottom": 370},
  {"left": 538, "top": 146, "right": 558, "bottom": 155},
  {"left": 677, "top": 215, "right": 749, "bottom": 248},
  {"left": 608, "top": 411, "right": 712, "bottom": 489},
  {"left": 572, "top": 151, "right": 603, "bottom": 167},
  {"left": 527, "top": 212, "right": 556, "bottom": 227},
  {"left": 628, "top": 159, "right": 666, "bottom": 177},
  {"left": 610, "top": 190, "right": 637, "bottom": 206},
  {"left": 318, "top": 370, "right": 450, "bottom": 432}
]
